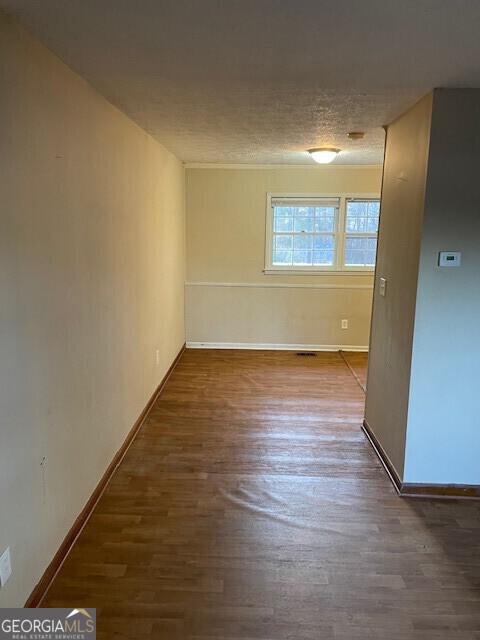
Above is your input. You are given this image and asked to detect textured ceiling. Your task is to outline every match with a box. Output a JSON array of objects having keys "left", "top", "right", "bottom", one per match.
[{"left": 3, "top": 0, "right": 480, "bottom": 165}]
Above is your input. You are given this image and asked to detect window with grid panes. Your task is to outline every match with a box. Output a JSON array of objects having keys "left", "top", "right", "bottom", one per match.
[
  {"left": 265, "top": 195, "right": 380, "bottom": 272},
  {"left": 344, "top": 199, "right": 380, "bottom": 267}
]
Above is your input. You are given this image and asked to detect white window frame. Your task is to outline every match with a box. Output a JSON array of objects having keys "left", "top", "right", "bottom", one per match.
[{"left": 264, "top": 192, "right": 380, "bottom": 274}]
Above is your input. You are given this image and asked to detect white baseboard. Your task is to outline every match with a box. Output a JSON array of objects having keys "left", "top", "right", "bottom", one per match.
[{"left": 186, "top": 342, "right": 369, "bottom": 352}]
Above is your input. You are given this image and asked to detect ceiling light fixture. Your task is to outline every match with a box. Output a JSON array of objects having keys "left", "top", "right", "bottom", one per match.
[{"left": 308, "top": 147, "right": 340, "bottom": 164}]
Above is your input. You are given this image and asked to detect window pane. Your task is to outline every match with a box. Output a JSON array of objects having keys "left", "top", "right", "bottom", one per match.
[
  {"left": 314, "top": 207, "right": 336, "bottom": 232},
  {"left": 313, "top": 235, "right": 335, "bottom": 250},
  {"left": 293, "top": 250, "right": 312, "bottom": 265},
  {"left": 314, "top": 217, "right": 335, "bottom": 232},
  {"left": 347, "top": 201, "right": 368, "bottom": 216},
  {"left": 346, "top": 215, "right": 366, "bottom": 232},
  {"left": 344, "top": 236, "right": 377, "bottom": 266},
  {"left": 293, "top": 234, "right": 313, "bottom": 250},
  {"left": 346, "top": 200, "right": 380, "bottom": 233},
  {"left": 275, "top": 235, "right": 293, "bottom": 250},
  {"left": 293, "top": 206, "right": 315, "bottom": 217},
  {"left": 313, "top": 250, "right": 334, "bottom": 265},
  {"left": 293, "top": 217, "right": 314, "bottom": 232},
  {"left": 274, "top": 206, "right": 293, "bottom": 216},
  {"left": 315, "top": 206, "right": 335, "bottom": 216},
  {"left": 274, "top": 217, "right": 293, "bottom": 232},
  {"left": 273, "top": 249, "right": 293, "bottom": 265}
]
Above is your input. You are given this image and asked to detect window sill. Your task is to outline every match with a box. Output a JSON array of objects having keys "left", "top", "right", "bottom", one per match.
[{"left": 263, "top": 269, "right": 375, "bottom": 276}]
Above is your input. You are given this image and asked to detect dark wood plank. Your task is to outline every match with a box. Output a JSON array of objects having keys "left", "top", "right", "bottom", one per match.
[{"left": 42, "top": 349, "right": 480, "bottom": 639}]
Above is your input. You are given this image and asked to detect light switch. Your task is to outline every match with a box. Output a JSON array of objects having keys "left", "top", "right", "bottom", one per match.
[
  {"left": 438, "top": 251, "right": 461, "bottom": 267},
  {"left": 379, "top": 277, "right": 387, "bottom": 297}
]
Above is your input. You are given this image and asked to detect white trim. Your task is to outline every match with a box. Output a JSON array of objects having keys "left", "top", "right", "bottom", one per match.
[
  {"left": 187, "top": 342, "right": 369, "bottom": 352},
  {"left": 262, "top": 267, "right": 375, "bottom": 274},
  {"left": 185, "top": 281, "right": 373, "bottom": 290},
  {"left": 261, "top": 270, "right": 374, "bottom": 277},
  {"left": 267, "top": 192, "right": 381, "bottom": 198},
  {"left": 337, "top": 195, "right": 347, "bottom": 272},
  {"left": 184, "top": 163, "right": 383, "bottom": 170}
]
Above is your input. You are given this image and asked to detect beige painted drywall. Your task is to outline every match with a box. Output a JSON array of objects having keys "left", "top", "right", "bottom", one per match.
[
  {"left": 185, "top": 166, "right": 382, "bottom": 347},
  {"left": 365, "top": 94, "right": 433, "bottom": 479},
  {"left": 187, "top": 284, "right": 373, "bottom": 348},
  {"left": 0, "top": 13, "right": 185, "bottom": 606}
]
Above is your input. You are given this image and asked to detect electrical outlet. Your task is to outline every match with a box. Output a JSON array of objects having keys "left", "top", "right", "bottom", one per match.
[
  {"left": 341, "top": 319, "right": 348, "bottom": 330},
  {"left": 155, "top": 349, "right": 160, "bottom": 365},
  {"left": 0, "top": 547, "right": 12, "bottom": 588}
]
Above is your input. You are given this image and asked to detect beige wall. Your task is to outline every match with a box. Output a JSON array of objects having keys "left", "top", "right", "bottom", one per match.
[
  {"left": 365, "top": 94, "right": 432, "bottom": 478},
  {"left": 0, "top": 13, "right": 185, "bottom": 606},
  {"left": 186, "top": 166, "right": 382, "bottom": 348},
  {"left": 404, "top": 89, "right": 480, "bottom": 484}
]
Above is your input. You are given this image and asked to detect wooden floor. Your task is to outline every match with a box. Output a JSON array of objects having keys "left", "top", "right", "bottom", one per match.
[
  {"left": 340, "top": 350, "right": 368, "bottom": 391},
  {"left": 44, "top": 350, "right": 480, "bottom": 639}
]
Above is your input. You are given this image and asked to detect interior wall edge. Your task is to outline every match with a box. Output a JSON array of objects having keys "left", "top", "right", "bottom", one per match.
[
  {"left": 362, "top": 420, "right": 403, "bottom": 491},
  {"left": 363, "top": 420, "right": 480, "bottom": 500},
  {"left": 364, "top": 92, "right": 434, "bottom": 481}
]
